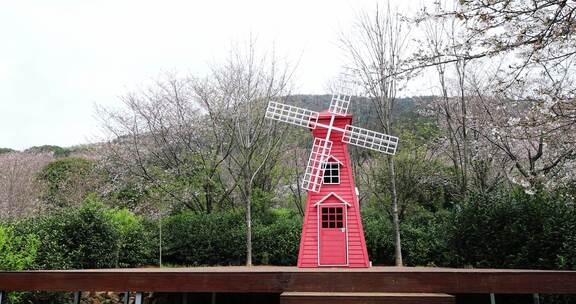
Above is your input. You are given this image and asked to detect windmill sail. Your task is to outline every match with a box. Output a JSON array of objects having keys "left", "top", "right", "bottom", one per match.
[
  {"left": 266, "top": 101, "right": 319, "bottom": 129},
  {"left": 328, "top": 78, "right": 353, "bottom": 116},
  {"left": 301, "top": 138, "right": 333, "bottom": 192},
  {"left": 342, "top": 124, "right": 399, "bottom": 155}
]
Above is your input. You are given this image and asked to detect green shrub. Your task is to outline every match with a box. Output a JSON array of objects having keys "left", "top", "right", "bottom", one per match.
[
  {"left": 450, "top": 189, "right": 576, "bottom": 269},
  {"left": 0, "top": 225, "right": 38, "bottom": 270},
  {"left": 400, "top": 207, "right": 452, "bottom": 266},
  {"left": 14, "top": 197, "right": 153, "bottom": 269},
  {"left": 106, "top": 207, "right": 156, "bottom": 267},
  {"left": 0, "top": 226, "right": 39, "bottom": 304},
  {"left": 163, "top": 211, "right": 246, "bottom": 265},
  {"left": 362, "top": 207, "right": 395, "bottom": 266},
  {"left": 253, "top": 210, "right": 301, "bottom": 265},
  {"left": 162, "top": 209, "right": 301, "bottom": 266},
  {"left": 37, "top": 157, "right": 103, "bottom": 207}
]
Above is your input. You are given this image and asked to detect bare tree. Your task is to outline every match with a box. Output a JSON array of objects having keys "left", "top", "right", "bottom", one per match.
[
  {"left": 340, "top": 4, "right": 411, "bottom": 266},
  {"left": 418, "top": 3, "right": 472, "bottom": 197},
  {"left": 97, "top": 74, "right": 235, "bottom": 214},
  {"left": 281, "top": 147, "right": 307, "bottom": 216},
  {"left": 200, "top": 40, "right": 293, "bottom": 266}
]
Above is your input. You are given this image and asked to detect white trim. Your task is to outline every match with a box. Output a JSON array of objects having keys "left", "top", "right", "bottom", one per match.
[
  {"left": 322, "top": 162, "right": 340, "bottom": 185},
  {"left": 317, "top": 204, "right": 349, "bottom": 267},
  {"left": 317, "top": 206, "right": 320, "bottom": 266},
  {"left": 325, "top": 155, "right": 344, "bottom": 165},
  {"left": 313, "top": 192, "right": 351, "bottom": 207},
  {"left": 315, "top": 121, "right": 347, "bottom": 133}
]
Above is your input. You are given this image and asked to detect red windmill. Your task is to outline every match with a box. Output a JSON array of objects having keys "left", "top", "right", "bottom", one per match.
[{"left": 265, "top": 80, "right": 399, "bottom": 268}]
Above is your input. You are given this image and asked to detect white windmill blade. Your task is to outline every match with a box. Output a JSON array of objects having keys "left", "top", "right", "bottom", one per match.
[
  {"left": 265, "top": 101, "right": 319, "bottom": 129},
  {"left": 342, "top": 124, "right": 399, "bottom": 155},
  {"left": 301, "top": 138, "right": 333, "bottom": 192},
  {"left": 328, "top": 77, "right": 354, "bottom": 116}
]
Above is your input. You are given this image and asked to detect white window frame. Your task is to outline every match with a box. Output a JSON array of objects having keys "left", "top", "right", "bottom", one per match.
[{"left": 323, "top": 162, "right": 340, "bottom": 184}]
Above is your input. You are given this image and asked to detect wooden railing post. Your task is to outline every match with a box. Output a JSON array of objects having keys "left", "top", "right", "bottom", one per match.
[
  {"left": 0, "top": 290, "right": 4, "bottom": 304},
  {"left": 135, "top": 292, "right": 143, "bottom": 304},
  {"left": 73, "top": 291, "right": 81, "bottom": 304},
  {"left": 533, "top": 293, "right": 540, "bottom": 304},
  {"left": 490, "top": 293, "right": 496, "bottom": 304},
  {"left": 123, "top": 292, "right": 130, "bottom": 304}
]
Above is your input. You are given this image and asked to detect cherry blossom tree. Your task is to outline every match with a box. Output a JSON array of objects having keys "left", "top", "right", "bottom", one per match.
[{"left": 0, "top": 152, "right": 53, "bottom": 219}]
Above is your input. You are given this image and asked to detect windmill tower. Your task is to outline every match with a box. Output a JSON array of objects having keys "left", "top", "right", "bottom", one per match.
[{"left": 265, "top": 80, "right": 399, "bottom": 268}]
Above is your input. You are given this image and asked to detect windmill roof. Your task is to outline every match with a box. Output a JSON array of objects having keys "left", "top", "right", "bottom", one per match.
[
  {"left": 326, "top": 155, "right": 343, "bottom": 165},
  {"left": 316, "top": 110, "right": 352, "bottom": 118}
]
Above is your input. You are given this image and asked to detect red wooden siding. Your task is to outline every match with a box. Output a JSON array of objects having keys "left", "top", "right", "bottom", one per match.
[{"left": 298, "top": 112, "right": 370, "bottom": 268}]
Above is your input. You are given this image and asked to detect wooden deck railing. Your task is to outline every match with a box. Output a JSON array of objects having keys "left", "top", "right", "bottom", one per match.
[{"left": 1, "top": 267, "right": 575, "bottom": 303}]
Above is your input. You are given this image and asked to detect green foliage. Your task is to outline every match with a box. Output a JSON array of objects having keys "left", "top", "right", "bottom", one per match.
[
  {"left": 25, "top": 145, "right": 71, "bottom": 157},
  {"left": 108, "top": 183, "right": 149, "bottom": 210},
  {"left": 450, "top": 189, "right": 576, "bottom": 269},
  {"left": 362, "top": 208, "right": 395, "bottom": 265},
  {"left": 37, "top": 157, "right": 101, "bottom": 207},
  {"left": 0, "top": 226, "right": 40, "bottom": 304},
  {"left": 0, "top": 225, "right": 38, "bottom": 270},
  {"left": 362, "top": 206, "right": 455, "bottom": 267},
  {"left": 14, "top": 197, "right": 153, "bottom": 270},
  {"left": 251, "top": 188, "right": 276, "bottom": 224},
  {"left": 162, "top": 209, "right": 302, "bottom": 266},
  {"left": 3, "top": 187, "right": 576, "bottom": 274},
  {"left": 0, "top": 147, "right": 16, "bottom": 154},
  {"left": 106, "top": 207, "right": 156, "bottom": 267},
  {"left": 163, "top": 211, "right": 247, "bottom": 265},
  {"left": 252, "top": 211, "right": 301, "bottom": 265},
  {"left": 400, "top": 207, "right": 452, "bottom": 266},
  {"left": 137, "top": 151, "right": 232, "bottom": 213},
  {"left": 364, "top": 140, "right": 455, "bottom": 213}
]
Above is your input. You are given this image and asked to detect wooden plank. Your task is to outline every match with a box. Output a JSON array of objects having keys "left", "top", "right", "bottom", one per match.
[
  {"left": 280, "top": 292, "right": 455, "bottom": 304},
  {"left": 0, "top": 270, "right": 286, "bottom": 292},
  {"left": 0, "top": 267, "right": 575, "bottom": 294},
  {"left": 285, "top": 269, "right": 576, "bottom": 294}
]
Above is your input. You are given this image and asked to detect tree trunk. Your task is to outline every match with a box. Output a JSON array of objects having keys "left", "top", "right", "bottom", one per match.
[
  {"left": 204, "top": 183, "right": 213, "bottom": 214},
  {"left": 245, "top": 178, "right": 253, "bottom": 266},
  {"left": 388, "top": 156, "right": 403, "bottom": 266},
  {"left": 159, "top": 217, "right": 163, "bottom": 267},
  {"left": 458, "top": 60, "right": 469, "bottom": 199}
]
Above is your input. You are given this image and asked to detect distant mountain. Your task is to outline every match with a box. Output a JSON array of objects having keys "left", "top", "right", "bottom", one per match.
[
  {"left": 24, "top": 145, "right": 71, "bottom": 157},
  {"left": 284, "top": 94, "right": 438, "bottom": 140}
]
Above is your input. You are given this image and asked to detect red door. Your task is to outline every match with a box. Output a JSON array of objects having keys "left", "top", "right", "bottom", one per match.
[{"left": 319, "top": 206, "right": 347, "bottom": 265}]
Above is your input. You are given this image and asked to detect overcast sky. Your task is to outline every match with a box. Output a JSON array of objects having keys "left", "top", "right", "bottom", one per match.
[{"left": 0, "top": 0, "right": 425, "bottom": 150}]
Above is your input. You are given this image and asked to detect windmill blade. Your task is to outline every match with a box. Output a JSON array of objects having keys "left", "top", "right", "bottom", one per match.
[
  {"left": 301, "top": 138, "right": 333, "bottom": 192},
  {"left": 328, "top": 78, "right": 354, "bottom": 116},
  {"left": 342, "top": 124, "right": 399, "bottom": 155},
  {"left": 265, "top": 101, "right": 319, "bottom": 129}
]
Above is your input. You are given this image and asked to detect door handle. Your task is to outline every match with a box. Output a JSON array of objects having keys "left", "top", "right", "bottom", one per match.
[{"left": 341, "top": 228, "right": 346, "bottom": 233}]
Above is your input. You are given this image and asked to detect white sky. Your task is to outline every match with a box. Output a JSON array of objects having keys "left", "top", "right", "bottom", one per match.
[{"left": 0, "top": 0, "right": 427, "bottom": 150}]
